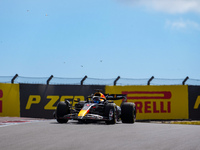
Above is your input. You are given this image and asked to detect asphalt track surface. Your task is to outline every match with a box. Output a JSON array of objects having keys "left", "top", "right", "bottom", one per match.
[{"left": 0, "top": 119, "right": 200, "bottom": 150}]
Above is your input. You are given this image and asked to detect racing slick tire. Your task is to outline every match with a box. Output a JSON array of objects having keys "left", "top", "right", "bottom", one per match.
[
  {"left": 121, "top": 102, "right": 136, "bottom": 124},
  {"left": 105, "top": 103, "right": 117, "bottom": 125},
  {"left": 56, "top": 101, "right": 70, "bottom": 123}
]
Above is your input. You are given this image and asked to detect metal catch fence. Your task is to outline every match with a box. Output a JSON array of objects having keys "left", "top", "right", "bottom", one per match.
[{"left": 0, "top": 74, "right": 200, "bottom": 86}]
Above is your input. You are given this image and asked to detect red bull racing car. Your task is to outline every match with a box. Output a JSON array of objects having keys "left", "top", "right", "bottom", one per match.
[{"left": 54, "top": 91, "right": 136, "bottom": 124}]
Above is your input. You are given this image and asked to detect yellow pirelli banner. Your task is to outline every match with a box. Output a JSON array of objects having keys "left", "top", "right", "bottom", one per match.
[
  {"left": 0, "top": 83, "right": 20, "bottom": 117},
  {"left": 106, "top": 85, "right": 188, "bottom": 120}
]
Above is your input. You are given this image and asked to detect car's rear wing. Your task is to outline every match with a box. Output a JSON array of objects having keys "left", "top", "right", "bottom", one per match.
[
  {"left": 86, "top": 93, "right": 127, "bottom": 103},
  {"left": 105, "top": 94, "right": 127, "bottom": 102}
]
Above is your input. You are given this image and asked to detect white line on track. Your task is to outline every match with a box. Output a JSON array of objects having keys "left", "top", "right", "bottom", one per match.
[{"left": 0, "top": 120, "right": 44, "bottom": 127}]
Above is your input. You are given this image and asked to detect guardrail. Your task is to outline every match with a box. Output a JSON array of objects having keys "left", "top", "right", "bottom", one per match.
[{"left": 0, "top": 74, "right": 200, "bottom": 85}]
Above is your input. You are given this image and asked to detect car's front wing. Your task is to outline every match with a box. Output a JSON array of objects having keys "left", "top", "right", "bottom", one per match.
[{"left": 62, "top": 113, "right": 109, "bottom": 121}]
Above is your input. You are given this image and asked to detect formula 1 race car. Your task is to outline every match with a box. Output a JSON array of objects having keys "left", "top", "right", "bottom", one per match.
[{"left": 54, "top": 91, "right": 136, "bottom": 124}]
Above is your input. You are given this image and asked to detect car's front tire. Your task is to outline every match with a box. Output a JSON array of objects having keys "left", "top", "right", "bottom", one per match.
[{"left": 105, "top": 103, "right": 117, "bottom": 124}]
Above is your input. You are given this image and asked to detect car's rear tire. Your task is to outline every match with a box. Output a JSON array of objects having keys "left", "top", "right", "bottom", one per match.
[
  {"left": 56, "top": 101, "right": 70, "bottom": 123},
  {"left": 121, "top": 103, "right": 136, "bottom": 123},
  {"left": 105, "top": 103, "right": 117, "bottom": 124}
]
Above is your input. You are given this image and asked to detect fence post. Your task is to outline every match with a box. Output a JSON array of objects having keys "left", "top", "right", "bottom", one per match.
[
  {"left": 147, "top": 76, "right": 154, "bottom": 85},
  {"left": 81, "top": 75, "right": 87, "bottom": 85},
  {"left": 182, "top": 76, "right": 189, "bottom": 85},
  {"left": 47, "top": 75, "right": 53, "bottom": 85},
  {"left": 114, "top": 76, "right": 120, "bottom": 86},
  {"left": 11, "top": 74, "right": 18, "bottom": 84}
]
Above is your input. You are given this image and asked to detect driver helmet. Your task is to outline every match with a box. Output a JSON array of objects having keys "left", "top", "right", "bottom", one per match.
[
  {"left": 92, "top": 96, "right": 100, "bottom": 104},
  {"left": 94, "top": 92, "right": 106, "bottom": 102}
]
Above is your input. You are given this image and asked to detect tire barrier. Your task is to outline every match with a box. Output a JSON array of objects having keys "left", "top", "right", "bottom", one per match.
[{"left": 0, "top": 83, "right": 200, "bottom": 120}]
